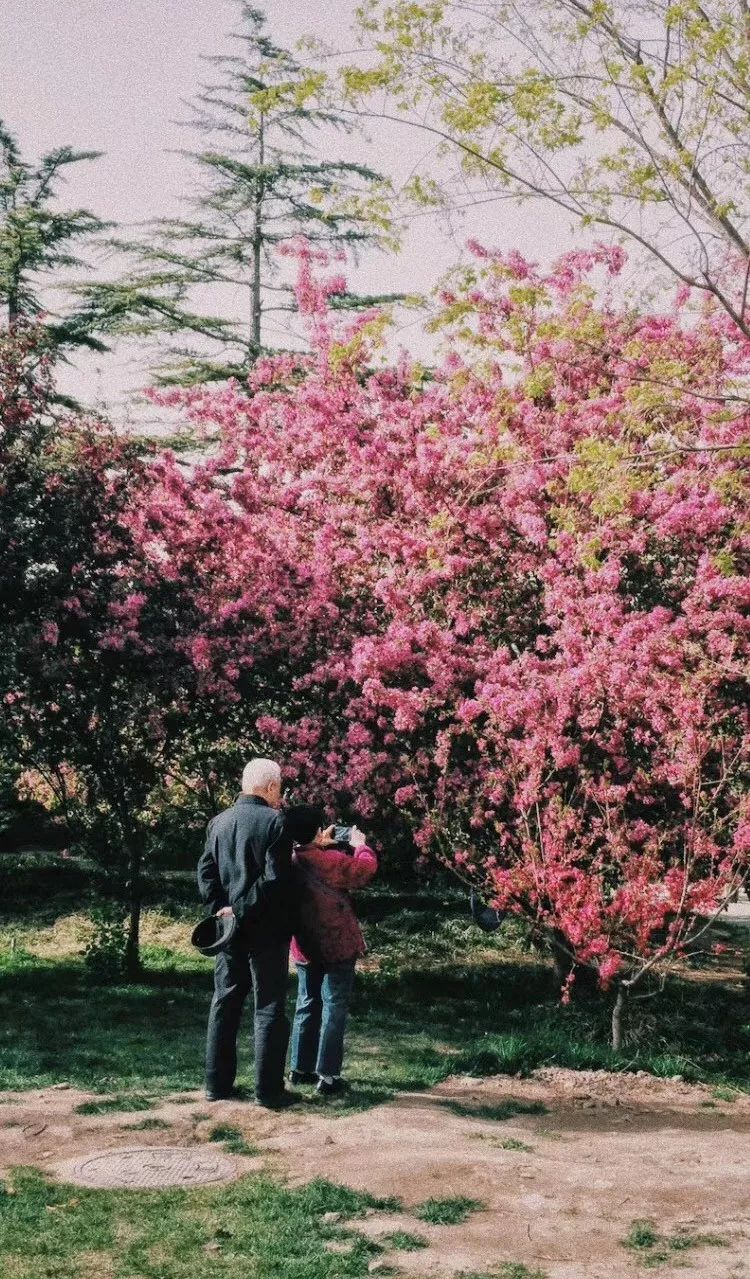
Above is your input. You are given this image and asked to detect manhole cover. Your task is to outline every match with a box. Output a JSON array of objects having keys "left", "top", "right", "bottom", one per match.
[{"left": 59, "top": 1145, "right": 239, "bottom": 1189}]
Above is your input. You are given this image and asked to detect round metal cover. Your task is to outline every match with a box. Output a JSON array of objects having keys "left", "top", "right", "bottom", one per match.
[{"left": 60, "top": 1145, "right": 238, "bottom": 1189}]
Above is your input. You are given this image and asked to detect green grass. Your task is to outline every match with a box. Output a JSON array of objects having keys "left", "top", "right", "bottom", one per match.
[
  {"left": 624, "top": 1219, "right": 659, "bottom": 1250},
  {"left": 353, "top": 896, "right": 750, "bottom": 1092},
  {"left": 380, "top": 1231, "right": 429, "bottom": 1251},
  {"left": 470, "top": 1133, "right": 535, "bottom": 1152},
  {"left": 208, "top": 1124, "right": 259, "bottom": 1157},
  {"left": 0, "top": 1167, "right": 401, "bottom": 1279},
  {"left": 711, "top": 1084, "right": 741, "bottom": 1102},
  {"left": 122, "top": 1117, "right": 172, "bottom": 1131},
  {"left": 74, "top": 1094, "right": 155, "bottom": 1115},
  {"left": 622, "top": 1218, "right": 728, "bottom": 1268},
  {"left": 304, "top": 1082, "right": 396, "bottom": 1115},
  {"left": 0, "top": 888, "right": 745, "bottom": 1279},
  {"left": 413, "top": 1196, "right": 484, "bottom": 1225},
  {"left": 0, "top": 889, "right": 748, "bottom": 1104},
  {"left": 441, "top": 1099, "right": 548, "bottom": 1123},
  {"left": 457, "top": 1267, "right": 546, "bottom": 1279}
]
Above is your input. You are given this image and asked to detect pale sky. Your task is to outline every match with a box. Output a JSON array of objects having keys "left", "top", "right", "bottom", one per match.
[{"left": 1, "top": 0, "right": 576, "bottom": 417}]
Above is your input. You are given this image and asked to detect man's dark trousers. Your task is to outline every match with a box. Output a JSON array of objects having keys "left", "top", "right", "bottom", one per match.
[{"left": 206, "top": 939, "right": 290, "bottom": 1100}]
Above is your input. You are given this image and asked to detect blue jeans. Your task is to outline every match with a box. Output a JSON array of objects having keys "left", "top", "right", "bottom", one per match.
[{"left": 291, "top": 960, "right": 356, "bottom": 1077}]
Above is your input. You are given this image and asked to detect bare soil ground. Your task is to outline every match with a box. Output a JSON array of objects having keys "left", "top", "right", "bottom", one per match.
[{"left": 1, "top": 1070, "right": 748, "bottom": 1278}]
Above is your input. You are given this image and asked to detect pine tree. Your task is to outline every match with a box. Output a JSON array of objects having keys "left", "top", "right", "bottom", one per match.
[
  {"left": 0, "top": 120, "right": 112, "bottom": 359},
  {"left": 94, "top": 5, "right": 397, "bottom": 385}
]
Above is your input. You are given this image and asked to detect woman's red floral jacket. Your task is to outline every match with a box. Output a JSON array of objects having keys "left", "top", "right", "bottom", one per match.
[{"left": 291, "top": 843, "right": 377, "bottom": 966}]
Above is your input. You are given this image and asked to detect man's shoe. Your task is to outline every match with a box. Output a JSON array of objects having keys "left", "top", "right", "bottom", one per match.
[
  {"left": 316, "top": 1077, "right": 349, "bottom": 1097},
  {"left": 288, "top": 1069, "right": 318, "bottom": 1086},
  {"left": 254, "top": 1089, "right": 301, "bottom": 1110},
  {"left": 206, "top": 1084, "right": 251, "bottom": 1102}
]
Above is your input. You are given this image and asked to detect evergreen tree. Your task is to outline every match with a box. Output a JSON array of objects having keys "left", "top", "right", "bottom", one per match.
[
  {"left": 0, "top": 120, "right": 111, "bottom": 360},
  {"left": 94, "top": 5, "right": 397, "bottom": 385}
]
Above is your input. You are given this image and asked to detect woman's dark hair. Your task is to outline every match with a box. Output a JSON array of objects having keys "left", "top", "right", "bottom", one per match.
[{"left": 284, "top": 803, "right": 326, "bottom": 846}]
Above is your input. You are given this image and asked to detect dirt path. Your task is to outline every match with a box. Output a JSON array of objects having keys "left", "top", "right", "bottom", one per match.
[{"left": 1, "top": 1070, "right": 748, "bottom": 1278}]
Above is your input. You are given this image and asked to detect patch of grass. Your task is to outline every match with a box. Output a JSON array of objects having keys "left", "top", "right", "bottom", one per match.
[
  {"left": 0, "top": 1167, "right": 401, "bottom": 1279},
  {"left": 301, "top": 1181, "right": 401, "bottom": 1216},
  {"left": 414, "top": 1196, "right": 484, "bottom": 1225},
  {"left": 306, "top": 1083, "right": 395, "bottom": 1115},
  {"left": 0, "top": 892, "right": 749, "bottom": 1104},
  {"left": 446, "top": 968, "right": 750, "bottom": 1088},
  {"left": 441, "top": 1099, "right": 548, "bottom": 1123},
  {"left": 711, "top": 1084, "right": 741, "bottom": 1102},
  {"left": 122, "top": 1117, "right": 171, "bottom": 1131},
  {"left": 380, "top": 1231, "right": 428, "bottom": 1251},
  {"left": 74, "top": 1093, "right": 155, "bottom": 1115},
  {"left": 0, "top": 941, "right": 210, "bottom": 1095},
  {"left": 624, "top": 1220, "right": 659, "bottom": 1250},
  {"left": 208, "top": 1124, "right": 259, "bottom": 1157},
  {"left": 622, "top": 1219, "right": 728, "bottom": 1268},
  {"left": 469, "top": 1134, "right": 535, "bottom": 1152},
  {"left": 457, "top": 1267, "right": 546, "bottom": 1279}
]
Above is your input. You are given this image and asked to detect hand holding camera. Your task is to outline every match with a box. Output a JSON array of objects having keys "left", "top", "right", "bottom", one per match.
[{"left": 315, "top": 823, "right": 367, "bottom": 851}]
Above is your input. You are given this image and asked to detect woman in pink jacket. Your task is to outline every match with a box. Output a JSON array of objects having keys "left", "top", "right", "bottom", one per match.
[{"left": 285, "top": 805, "right": 377, "bottom": 1096}]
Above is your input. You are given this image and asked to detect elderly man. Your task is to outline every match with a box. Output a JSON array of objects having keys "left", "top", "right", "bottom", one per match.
[{"left": 197, "top": 757, "right": 296, "bottom": 1107}]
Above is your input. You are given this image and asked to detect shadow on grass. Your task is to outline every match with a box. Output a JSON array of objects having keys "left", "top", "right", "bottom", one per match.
[
  {"left": 0, "top": 892, "right": 749, "bottom": 1098},
  {"left": 0, "top": 948, "right": 210, "bottom": 1093},
  {"left": 439, "top": 1099, "right": 548, "bottom": 1122},
  {"left": 349, "top": 910, "right": 750, "bottom": 1093}
]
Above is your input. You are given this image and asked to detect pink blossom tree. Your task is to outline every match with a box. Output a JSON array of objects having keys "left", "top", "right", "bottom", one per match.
[
  {"left": 5, "top": 246, "right": 748, "bottom": 1025},
  {"left": 144, "top": 242, "right": 749, "bottom": 1041}
]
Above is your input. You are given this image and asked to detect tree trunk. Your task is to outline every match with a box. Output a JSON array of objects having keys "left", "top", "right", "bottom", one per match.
[
  {"left": 611, "top": 983, "right": 627, "bottom": 1051},
  {"left": 123, "top": 834, "right": 143, "bottom": 979},
  {"left": 549, "top": 930, "right": 599, "bottom": 997},
  {"left": 250, "top": 112, "right": 265, "bottom": 357},
  {"left": 547, "top": 941, "right": 565, "bottom": 987},
  {"left": 550, "top": 929, "right": 573, "bottom": 990},
  {"left": 7, "top": 252, "right": 21, "bottom": 327}
]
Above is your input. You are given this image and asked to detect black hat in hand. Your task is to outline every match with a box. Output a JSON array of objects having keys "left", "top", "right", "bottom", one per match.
[{"left": 191, "top": 913, "right": 237, "bottom": 956}]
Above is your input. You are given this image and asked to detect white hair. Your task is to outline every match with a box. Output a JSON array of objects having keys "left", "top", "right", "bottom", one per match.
[{"left": 242, "top": 758, "right": 281, "bottom": 794}]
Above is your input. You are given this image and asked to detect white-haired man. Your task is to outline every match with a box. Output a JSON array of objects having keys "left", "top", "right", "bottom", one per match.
[{"left": 197, "top": 758, "right": 296, "bottom": 1107}]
